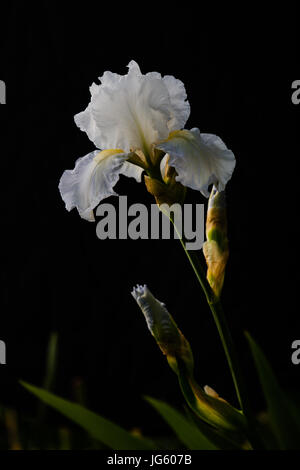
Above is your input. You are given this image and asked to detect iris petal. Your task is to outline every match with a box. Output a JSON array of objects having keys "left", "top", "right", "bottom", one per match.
[
  {"left": 156, "top": 129, "right": 236, "bottom": 197},
  {"left": 74, "top": 61, "right": 190, "bottom": 155},
  {"left": 59, "top": 149, "right": 143, "bottom": 221}
]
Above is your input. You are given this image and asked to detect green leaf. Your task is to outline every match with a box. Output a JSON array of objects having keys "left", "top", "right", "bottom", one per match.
[
  {"left": 37, "top": 332, "right": 59, "bottom": 423},
  {"left": 245, "top": 332, "right": 300, "bottom": 449},
  {"left": 43, "top": 332, "right": 59, "bottom": 391},
  {"left": 176, "top": 359, "right": 246, "bottom": 433},
  {"left": 21, "top": 381, "right": 155, "bottom": 450},
  {"left": 184, "top": 406, "right": 247, "bottom": 450},
  {"left": 145, "top": 396, "right": 218, "bottom": 450}
]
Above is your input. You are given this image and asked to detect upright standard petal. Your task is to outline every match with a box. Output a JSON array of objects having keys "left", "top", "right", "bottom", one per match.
[
  {"left": 162, "top": 75, "right": 190, "bottom": 131},
  {"left": 59, "top": 149, "right": 143, "bottom": 222},
  {"left": 156, "top": 129, "right": 236, "bottom": 197},
  {"left": 74, "top": 61, "right": 190, "bottom": 156}
]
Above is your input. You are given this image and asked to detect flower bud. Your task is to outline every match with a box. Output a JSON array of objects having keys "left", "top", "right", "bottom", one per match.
[
  {"left": 132, "top": 285, "right": 246, "bottom": 434},
  {"left": 203, "top": 186, "right": 229, "bottom": 298},
  {"left": 144, "top": 155, "right": 186, "bottom": 207},
  {"left": 204, "top": 385, "right": 228, "bottom": 403},
  {"left": 131, "top": 285, "right": 193, "bottom": 374}
]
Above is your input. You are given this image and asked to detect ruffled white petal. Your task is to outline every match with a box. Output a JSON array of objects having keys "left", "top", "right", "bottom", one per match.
[
  {"left": 74, "top": 61, "right": 190, "bottom": 155},
  {"left": 163, "top": 75, "right": 190, "bottom": 131},
  {"left": 58, "top": 149, "right": 142, "bottom": 222},
  {"left": 156, "top": 129, "right": 236, "bottom": 197},
  {"left": 120, "top": 160, "right": 144, "bottom": 181},
  {"left": 74, "top": 105, "right": 102, "bottom": 148}
]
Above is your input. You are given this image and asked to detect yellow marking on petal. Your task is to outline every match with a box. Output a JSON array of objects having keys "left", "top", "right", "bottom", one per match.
[
  {"left": 93, "top": 148, "right": 124, "bottom": 163},
  {"left": 164, "top": 129, "right": 191, "bottom": 142}
]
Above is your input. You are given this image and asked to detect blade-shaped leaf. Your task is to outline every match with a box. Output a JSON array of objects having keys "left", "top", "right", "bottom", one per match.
[
  {"left": 176, "top": 359, "right": 246, "bottom": 433},
  {"left": 245, "top": 332, "right": 300, "bottom": 449},
  {"left": 145, "top": 396, "right": 218, "bottom": 450},
  {"left": 21, "top": 381, "right": 155, "bottom": 450},
  {"left": 43, "top": 332, "right": 59, "bottom": 391},
  {"left": 184, "top": 405, "right": 247, "bottom": 450}
]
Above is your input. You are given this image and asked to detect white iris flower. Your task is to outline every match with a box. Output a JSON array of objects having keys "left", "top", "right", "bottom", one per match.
[{"left": 59, "top": 60, "right": 235, "bottom": 221}]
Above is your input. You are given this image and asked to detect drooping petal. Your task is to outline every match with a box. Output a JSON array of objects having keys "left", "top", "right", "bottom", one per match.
[
  {"left": 74, "top": 61, "right": 190, "bottom": 156},
  {"left": 59, "top": 149, "right": 143, "bottom": 222},
  {"left": 121, "top": 160, "right": 144, "bottom": 181},
  {"left": 156, "top": 129, "right": 236, "bottom": 197}
]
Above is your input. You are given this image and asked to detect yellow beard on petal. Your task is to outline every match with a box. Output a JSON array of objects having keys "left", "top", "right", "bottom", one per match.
[
  {"left": 93, "top": 148, "right": 124, "bottom": 163},
  {"left": 162, "top": 129, "right": 191, "bottom": 142}
]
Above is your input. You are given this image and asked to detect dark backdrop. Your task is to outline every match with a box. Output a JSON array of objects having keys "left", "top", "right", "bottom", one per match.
[{"left": 0, "top": 3, "right": 299, "bottom": 439}]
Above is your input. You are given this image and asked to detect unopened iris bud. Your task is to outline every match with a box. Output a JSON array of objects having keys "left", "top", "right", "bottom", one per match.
[
  {"left": 203, "top": 186, "right": 229, "bottom": 298},
  {"left": 144, "top": 175, "right": 186, "bottom": 208},
  {"left": 132, "top": 284, "right": 246, "bottom": 435},
  {"left": 204, "top": 385, "right": 228, "bottom": 403},
  {"left": 131, "top": 285, "right": 193, "bottom": 374},
  {"left": 144, "top": 155, "right": 186, "bottom": 207}
]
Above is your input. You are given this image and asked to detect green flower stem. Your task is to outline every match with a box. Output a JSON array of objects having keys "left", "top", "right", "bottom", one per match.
[
  {"left": 177, "top": 227, "right": 266, "bottom": 449},
  {"left": 163, "top": 213, "right": 262, "bottom": 447},
  {"left": 164, "top": 212, "right": 246, "bottom": 412},
  {"left": 175, "top": 228, "right": 248, "bottom": 414}
]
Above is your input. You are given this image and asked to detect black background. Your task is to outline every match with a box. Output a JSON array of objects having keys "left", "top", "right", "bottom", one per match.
[{"left": 0, "top": 3, "right": 299, "bottom": 441}]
